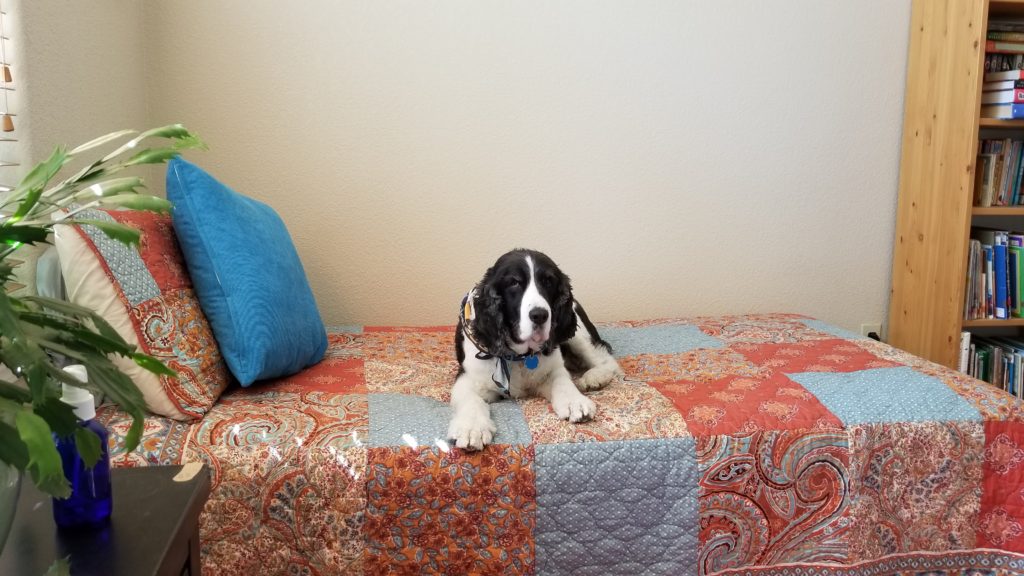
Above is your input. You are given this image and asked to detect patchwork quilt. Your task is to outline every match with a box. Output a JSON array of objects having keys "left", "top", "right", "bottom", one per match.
[{"left": 96, "top": 314, "right": 1024, "bottom": 575}]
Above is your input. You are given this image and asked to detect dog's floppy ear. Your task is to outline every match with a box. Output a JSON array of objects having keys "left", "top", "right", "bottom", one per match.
[
  {"left": 470, "top": 266, "right": 509, "bottom": 354},
  {"left": 548, "top": 268, "right": 577, "bottom": 346}
]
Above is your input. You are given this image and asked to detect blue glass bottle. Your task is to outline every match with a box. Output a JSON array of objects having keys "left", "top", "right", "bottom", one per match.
[{"left": 52, "top": 365, "right": 112, "bottom": 528}]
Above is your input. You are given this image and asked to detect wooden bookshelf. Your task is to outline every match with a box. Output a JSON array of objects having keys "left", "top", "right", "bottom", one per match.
[{"left": 889, "top": 0, "right": 1024, "bottom": 368}]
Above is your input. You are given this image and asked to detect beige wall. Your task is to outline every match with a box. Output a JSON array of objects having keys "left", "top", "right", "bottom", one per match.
[
  {"left": 15, "top": 0, "right": 149, "bottom": 175},
  {"left": 23, "top": 1, "right": 912, "bottom": 331}
]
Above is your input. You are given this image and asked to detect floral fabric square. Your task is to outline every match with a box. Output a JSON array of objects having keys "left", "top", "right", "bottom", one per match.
[
  {"left": 364, "top": 444, "right": 536, "bottom": 574},
  {"left": 651, "top": 372, "right": 842, "bottom": 435},
  {"left": 979, "top": 421, "right": 1024, "bottom": 552}
]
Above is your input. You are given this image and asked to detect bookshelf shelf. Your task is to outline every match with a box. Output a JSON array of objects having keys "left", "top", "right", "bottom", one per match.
[
  {"left": 972, "top": 206, "right": 1024, "bottom": 215},
  {"left": 963, "top": 318, "right": 1024, "bottom": 327},
  {"left": 980, "top": 118, "right": 1024, "bottom": 128}
]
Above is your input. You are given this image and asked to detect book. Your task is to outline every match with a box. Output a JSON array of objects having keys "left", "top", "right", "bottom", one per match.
[
  {"left": 990, "top": 31, "right": 1024, "bottom": 41},
  {"left": 1013, "top": 142, "right": 1024, "bottom": 204},
  {"left": 1010, "top": 246, "right": 1019, "bottom": 315},
  {"left": 985, "top": 70, "right": 1024, "bottom": 81},
  {"left": 983, "top": 245, "right": 991, "bottom": 317},
  {"left": 992, "top": 140, "right": 1009, "bottom": 203},
  {"left": 987, "top": 40, "right": 1024, "bottom": 54},
  {"left": 987, "top": 52, "right": 1024, "bottom": 72},
  {"left": 960, "top": 331, "right": 971, "bottom": 374},
  {"left": 982, "top": 103, "right": 1024, "bottom": 119},
  {"left": 990, "top": 20, "right": 1024, "bottom": 33},
  {"left": 996, "top": 243, "right": 1008, "bottom": 318},
  {"left": 976, "top": 153, "right": 997, "bottom": 206},
  {"left": 1004, "top": 140, "right": 1022, "bottom": 204},
  {"left": 983, "top": 89, "right": 1024, "bottom": 104},
  {"left": 984, "top": 80, "right": 1024, "bottom": 91}
]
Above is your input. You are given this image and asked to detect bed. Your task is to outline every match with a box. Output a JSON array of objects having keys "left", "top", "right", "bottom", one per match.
[{"left": 95, "top": 313, "right": 1024, "bottom": 575}]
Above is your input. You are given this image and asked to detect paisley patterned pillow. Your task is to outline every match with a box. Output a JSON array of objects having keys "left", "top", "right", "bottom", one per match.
[{"left": 54, "top": 208, "right": 230, "bottom": 420}]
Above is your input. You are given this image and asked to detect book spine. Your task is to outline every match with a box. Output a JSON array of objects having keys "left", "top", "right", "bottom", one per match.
[
  {"left": 984, "top": 70, "right": 1024, "bottom": 81},
  {"left": 990, "top": 31, "right": 1024, "bottom": 41},
  {"left": 987, "top": 40, "right": 1024, "bottom": 54},
  {"left": 994, "top": 143, "right": 1007, "bottom": 204},
  {"left": 997, "top": 243, "right": 1008, "bottom": 319},
  {"left": 959, "top": 331, "right": 971, "bottom": 373},
  {"left": 981, "top": 104, "right": 1024, "bottom": 119},
  {"left": 983, "top": 80, "right": 1024, "bottom": 91},
  {"left": 987, "top": 246, "right": 995, "bottom": 318},
  {"left": 982, "top": 89, "right": 1024, "bottom": 104},
  {"left": 1011, "top": 141, "right": 1019, "bottom": 203},
  {"left": 1015, "top": 245, "right": 1024, "bottom": 317},
  {"left": 1010, "top": 247, "right": 1019, "bottom": 316}
]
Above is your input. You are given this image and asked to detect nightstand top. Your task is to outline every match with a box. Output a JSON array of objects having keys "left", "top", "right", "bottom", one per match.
[{"left": 0, "top": 464, "right": 210, "bottom": 576}]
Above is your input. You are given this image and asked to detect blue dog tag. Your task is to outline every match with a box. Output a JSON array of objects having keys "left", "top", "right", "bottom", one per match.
[{"left": 524, "top": 355, "right": 539, "bottom": 370}]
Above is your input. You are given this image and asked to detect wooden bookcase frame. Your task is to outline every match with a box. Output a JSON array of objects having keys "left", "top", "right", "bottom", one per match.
[{"left": 888, "top": 0, "right": 1024, "bottom": 368}]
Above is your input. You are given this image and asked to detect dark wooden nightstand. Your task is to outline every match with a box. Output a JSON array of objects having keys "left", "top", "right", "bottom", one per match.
[{"left": 0, "top": 464, "right": 211, "bottom": 576}]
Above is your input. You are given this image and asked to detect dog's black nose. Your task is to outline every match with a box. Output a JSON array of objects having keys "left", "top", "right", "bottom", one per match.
[{"left": 529, "top": 308, "right": 549, "bottom": 325}]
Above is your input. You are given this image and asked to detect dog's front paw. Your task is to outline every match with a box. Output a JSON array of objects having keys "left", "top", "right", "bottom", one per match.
[
  {"left": 447, "top": 413, "right": 497, "bottom": 451},
  {"left": 553, "top": 394, "right": 596, "bottom": 423},
  {"left": 577, "top": 363, "right": 625, "bottom": 391}
]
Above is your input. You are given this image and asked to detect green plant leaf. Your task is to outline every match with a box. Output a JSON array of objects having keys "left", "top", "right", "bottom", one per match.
[
  {"left": 73, "top": 427, "right": 101, "bottom": 469},
  {"left": 0, "top": 225, "right": 49, "bottom": 246},
  {"left": 138, "top": 124, "right": 192, "bottom": 141},
  {"left": 20, "top": 311, "right": 136, "bottom": 357},
  {"left": 68, "top": 129, "right": 136, "bottom": 156},
  {"left": 4, "top": 146, "right": 72, "bottom": 222},
  {"left": 124, "top": 147, "right": 182, "bottom": 166},
  {"left": 86, "top": 314, "right": 123, "bottom": 346},
  {"left": 97, "top": 194, "right": 172, "bottom": 214},
  {"left": 0, "top": 422, "right": 28, "bottom": 470},
  {"left": 63, "top": 219, "right": 140, "bottom": 247},
  {"left": 132, "top": 353, "right": 177, "bottom": 377},
  {"left": 29, "top": 338, "right": 87, "bottom": 363},
  {"left": 16, "top": 410, "right": 70, "bottom": 498},
  {"left": 81, "top": 363, "right": 144, "bottom": 453},
  {"left": 73, "top": 166, "right": 111, "bottom": 186},
  {"left": 171, "top": 134, "right": 208, "bottom": 151},
  {"left": 7, "top": 187, "right": 43, "bottom": 225},
  {"left": 0, "top": 380, "right": 31, "bottom": 403},
  {"left": 75, "top": 176, "right": 145, "bottom": 199},
  {"left": 43, "top": 557, "right": 70, "bottom": 576},
  {"left": 22, "top": 296, "right": 100, "bottom": 321},
  {"left": 0, "top": 293, "right": 51, "bottom": 403},
  {"left": 33, "top": 396, "right": 78, "bottom": 439}
]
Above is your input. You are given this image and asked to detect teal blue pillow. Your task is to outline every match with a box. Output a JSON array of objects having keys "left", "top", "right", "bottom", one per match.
[{"left": 166, "top": 158, "right": 327, "bottom": 386}]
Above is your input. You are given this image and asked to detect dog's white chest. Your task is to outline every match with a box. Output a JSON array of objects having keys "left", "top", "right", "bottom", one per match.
[{"left": 507, "top": 357, "right": 555, "bottom": 396}]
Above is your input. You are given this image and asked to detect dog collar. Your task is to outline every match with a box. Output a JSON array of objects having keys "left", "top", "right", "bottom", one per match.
[{"left": 460, "top": 290, "right": 540, "bottom": 396}]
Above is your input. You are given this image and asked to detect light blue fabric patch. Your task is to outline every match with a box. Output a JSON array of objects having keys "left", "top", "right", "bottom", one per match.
[
  {"left": 534, "top": 438, "right": 699, "bottom": 575},
  {"left": 76, "top": 209, "right": 160, "bottom": 306},
  {"left": 789, "top": 367, "right": 983, "bottom": 425},
  {"left": 367, "top": 393, "right": 532, "bottom": 448},
  {"left": 600, "top": 324, "right": 724, "bottom": 358},
  {"left": 167, "top": 158, "right": 328, "bottom": 386},
  {"left": 797, "top": 318, "right": 866, "bottom": 341}
]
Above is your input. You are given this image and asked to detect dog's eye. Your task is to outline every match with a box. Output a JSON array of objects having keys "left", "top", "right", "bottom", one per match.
[
  {"left": 505, "top": 277, "right": 521, "bottom": 288},
  {"left": 539, "top": 274, "right": 555, "bottom": 287}
]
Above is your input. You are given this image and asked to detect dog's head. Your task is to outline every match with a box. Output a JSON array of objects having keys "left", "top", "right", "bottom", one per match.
[{"left": 471, "top": 249, "right": 577, "bottom": 356}]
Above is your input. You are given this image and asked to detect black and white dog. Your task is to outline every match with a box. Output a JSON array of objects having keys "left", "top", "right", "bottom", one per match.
[{"left": 448, "top": 249, "right": 624, "bottom": 450}]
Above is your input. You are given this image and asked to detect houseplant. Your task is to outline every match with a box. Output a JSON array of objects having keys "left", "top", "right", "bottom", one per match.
[{"left": 0, "top": 125, "right": 205, "bottom": 551}]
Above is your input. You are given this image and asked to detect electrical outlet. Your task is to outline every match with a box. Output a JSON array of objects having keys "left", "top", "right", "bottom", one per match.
[{"left": 860, "top": 323, "right": 882, "bottom": 339}]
